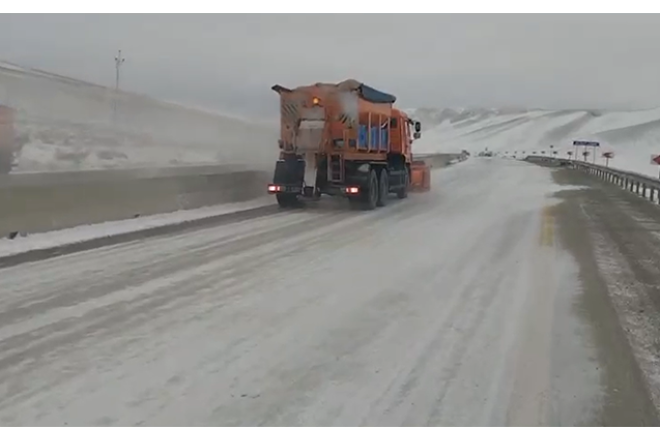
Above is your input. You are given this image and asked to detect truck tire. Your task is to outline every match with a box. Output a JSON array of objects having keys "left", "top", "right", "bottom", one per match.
[
  {"left": 396, "top": 167, "right": 409, "bottom": 199},
  {"left": 276, "top": 193, "right": 299, "bottom": 209},
  {"left": 362, "top": 169, "right": 379, "bottom": 210},
  {"left": 377, "top": 169, "right": 389, "bottom": 207}
]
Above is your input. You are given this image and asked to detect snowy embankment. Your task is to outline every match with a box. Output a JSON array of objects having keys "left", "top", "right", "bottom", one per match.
[
  {"left": 0, "top": 197, "right": 273, "bottom": 259},
  {"left": 0, "top": 60, "right": 277, "bottom": 173},
  {"left": 408, "top": 107, "right": 660, "bottom": 179}
]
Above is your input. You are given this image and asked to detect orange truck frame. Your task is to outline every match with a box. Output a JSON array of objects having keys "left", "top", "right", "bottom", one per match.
[{"left": 267, "top": 79, "right": 427, "bottom": 210}]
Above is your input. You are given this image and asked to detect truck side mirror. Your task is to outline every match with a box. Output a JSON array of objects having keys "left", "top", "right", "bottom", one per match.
[
  {"left": 413, "top": 132, "right": 421, "bottom": 140},
  {"left": 414, "top": 121, "right": 421, "bottom": 132}
]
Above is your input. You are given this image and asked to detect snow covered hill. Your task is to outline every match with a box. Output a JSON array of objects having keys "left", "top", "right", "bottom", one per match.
[
  {"left": 4, "top": 57, "right": 659, "bottom": 179},
  {"left": 0, "top": 60, "right": 277, "bottom": 172},
  {"left": 409, "top": 107, "right": 660, "bottom": 179}
]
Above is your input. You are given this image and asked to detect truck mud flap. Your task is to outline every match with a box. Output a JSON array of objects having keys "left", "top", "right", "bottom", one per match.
[
  {"left": 273, "top": 159, "right": 305, "bottom": 187},
  {"left": 410, "top": 161, "right": 431, "bottom": 192}
]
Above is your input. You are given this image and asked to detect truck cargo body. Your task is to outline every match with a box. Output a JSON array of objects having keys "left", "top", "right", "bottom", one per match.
[{"left": 268, "top": 79, "right": 423, "bottom": 210}]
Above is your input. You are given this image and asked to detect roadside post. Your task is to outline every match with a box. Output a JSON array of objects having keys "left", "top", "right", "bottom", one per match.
[{"left": 651, "top": 154, "right": 660, "bottom": 179}]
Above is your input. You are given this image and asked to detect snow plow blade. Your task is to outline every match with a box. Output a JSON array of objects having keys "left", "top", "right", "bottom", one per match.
[{"left": 410, "top": 160, "right": 431, "bottom": 192}]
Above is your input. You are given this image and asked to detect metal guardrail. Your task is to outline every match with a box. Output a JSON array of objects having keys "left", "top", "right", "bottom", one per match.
[
  {"left": 524, "top": 155, "right": 660, "bottom": 204},
  {"left": 414, "top": 152, "right": 468, "bottom": 168}
]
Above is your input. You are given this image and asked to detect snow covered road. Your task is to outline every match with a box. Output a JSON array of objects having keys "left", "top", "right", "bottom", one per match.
[{"left": 0, "top": 159, "right": 653, "bottom": 426}]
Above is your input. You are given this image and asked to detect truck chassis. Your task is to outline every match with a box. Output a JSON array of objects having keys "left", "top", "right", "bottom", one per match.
[{"left": 268, "top": 153, "right": 410, "bottom": 210}]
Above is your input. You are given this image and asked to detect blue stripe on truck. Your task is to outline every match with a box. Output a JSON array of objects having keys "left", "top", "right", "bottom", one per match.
[{"left": 358, "top": 125, "right": 389, "bottom": 149}]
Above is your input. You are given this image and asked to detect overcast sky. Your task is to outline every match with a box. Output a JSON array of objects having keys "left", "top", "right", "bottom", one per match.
[{"left": 1, "top": 14, "right": 660, "bottom": 118}]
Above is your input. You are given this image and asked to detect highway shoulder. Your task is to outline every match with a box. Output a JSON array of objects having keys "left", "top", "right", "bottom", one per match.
[{"left": 551, "top": 167, "right": 660, "bottom": 426}]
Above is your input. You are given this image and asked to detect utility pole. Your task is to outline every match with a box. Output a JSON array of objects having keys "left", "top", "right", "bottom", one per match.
[{"left": 112, "top": 49, "right": 125, "bottom": 123}]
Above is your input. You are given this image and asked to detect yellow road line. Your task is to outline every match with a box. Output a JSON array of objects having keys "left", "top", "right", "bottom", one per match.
[
  {"left": 540, "top": 205, "right": 555, "bottom": 247},
  {"left": 508, "top": 205, "right": 557, "bottom": 425}
]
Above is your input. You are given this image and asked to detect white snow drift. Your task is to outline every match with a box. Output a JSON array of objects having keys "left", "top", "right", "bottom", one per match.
[
  {"left": 409, "top": 107, "right": 660, "bottom": 179},
  {"left": 0, "top": 60, "right": 277, "bottom": 172}
]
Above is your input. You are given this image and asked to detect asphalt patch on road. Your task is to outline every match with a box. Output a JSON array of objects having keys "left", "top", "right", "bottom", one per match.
[{"left": 550, "top": 167, "right": 660, "bottom": 426}]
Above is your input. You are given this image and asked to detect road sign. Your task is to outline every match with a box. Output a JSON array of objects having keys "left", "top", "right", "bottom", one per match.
[
  {"left": 651, "top": 155, "right": 660, "bottom": 179},
  {"left": 573, "top": 140, "right": 600, "bottom": 147},
  {"left": 574, "top": 140, "right": 600, "bottom": 164}
]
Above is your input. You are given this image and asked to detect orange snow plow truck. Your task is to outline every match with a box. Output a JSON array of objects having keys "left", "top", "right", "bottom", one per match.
[{"left": 267, "top": 79, "right": 429, "bottom": 209}]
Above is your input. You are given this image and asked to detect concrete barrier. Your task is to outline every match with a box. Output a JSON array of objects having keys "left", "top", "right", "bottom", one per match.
[{"left": 0, "top": 165, "right": 270, "bottom": 238}]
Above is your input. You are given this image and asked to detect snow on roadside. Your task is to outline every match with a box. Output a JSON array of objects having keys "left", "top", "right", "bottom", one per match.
[
  {"left": 0, "top": 197, "right": 273, "bottom": 258},
  {"left": 580, "top": 204, "right": 660, "bottom": 412},
  {"left": 1, "top": 59, "right": 276, "bottom": 173},
  {"left": 409, "top": 107, "right": 660, "bottom": 180}
]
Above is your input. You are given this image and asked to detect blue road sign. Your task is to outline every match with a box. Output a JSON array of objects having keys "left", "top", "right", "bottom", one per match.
[{"left": 573, "top": 140, "right": 600, "bottom": 147}]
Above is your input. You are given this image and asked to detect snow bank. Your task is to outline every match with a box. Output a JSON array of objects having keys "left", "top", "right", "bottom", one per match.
[
  {"left": 0, "top": 197, "right": 272, "bottom": 258},
  {"left": 409, "top": 107, "right": 660, "bottom": 179},
  {"left": 0, "top": 61, "right": 277, "bottom": 173}
]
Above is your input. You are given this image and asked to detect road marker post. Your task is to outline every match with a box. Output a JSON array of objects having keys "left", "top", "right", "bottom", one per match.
[{"left": 650, "top": 154, "right": 660, "bottom": 179}]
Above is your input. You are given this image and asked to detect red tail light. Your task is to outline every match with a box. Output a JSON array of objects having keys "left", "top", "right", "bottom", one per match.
[{"left": 268, "top": 185, "right": 282, "bottom": 193}]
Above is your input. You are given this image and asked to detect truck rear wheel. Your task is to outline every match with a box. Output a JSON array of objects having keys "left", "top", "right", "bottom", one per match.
[
  {"left": 396, "top": 168, "right": 409, "bottom": 199},
  {"left": 276, "top": 193, "right": 299, "bottom": 209},
  {"left": 361, "top": 169, "right": 379, "bottom": 210},
  {"left": 377, "top": 169, "right": 389, "bottom": 207}
]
